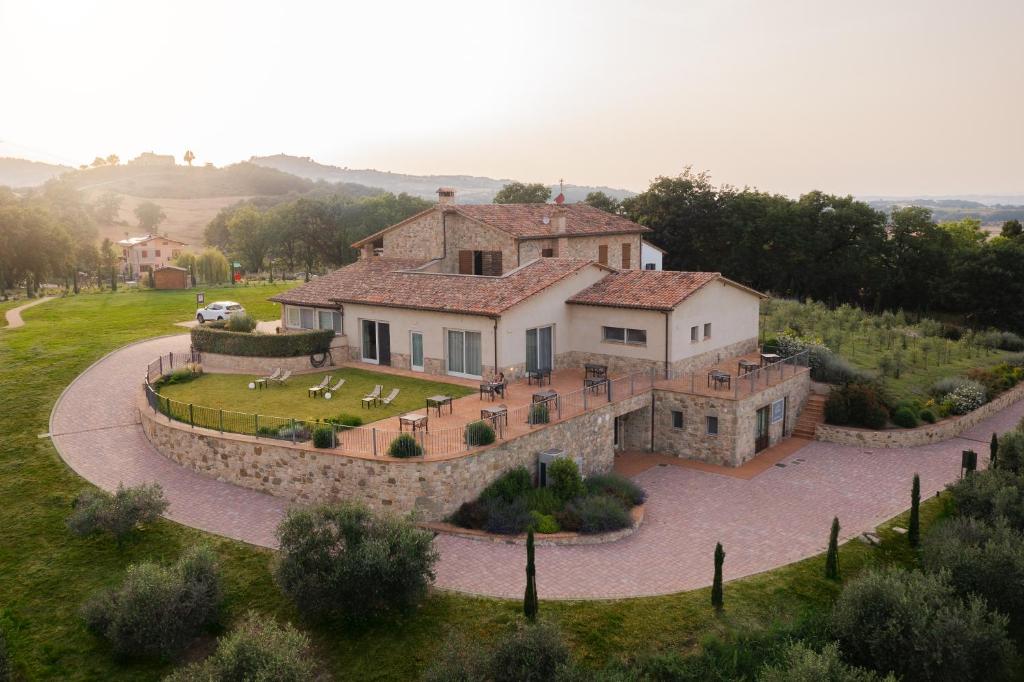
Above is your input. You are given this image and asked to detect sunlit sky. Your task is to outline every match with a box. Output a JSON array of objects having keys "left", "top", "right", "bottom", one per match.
[{"left": 2, "top": 0, "right": 1022, "bottom": 197}]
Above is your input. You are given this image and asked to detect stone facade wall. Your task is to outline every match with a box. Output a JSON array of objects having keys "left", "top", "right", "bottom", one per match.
[
  {"left": 733, "top": 371, "right": 810, "bottom": 462},
  {"left": 554, "top": 336, "right": 760, "bottom": 379},
  {"left": 816, "top": 381, "right": 1024, "bottom": 448},
  {"left": 439, "top": 214, "right": 517, "bottom": 274},
  {"left": 380, "top": 211, "right": 444, "bottom": 262},
  {"left": 140, "top": 389, "right": 650, "bottom": 521},
  {"left": 520, "top": 234, "right": 642, "bottom": 269}
]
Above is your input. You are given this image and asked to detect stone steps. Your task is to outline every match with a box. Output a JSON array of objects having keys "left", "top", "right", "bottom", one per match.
[{"left": 792, "top": 395, "right": 827, "bottom": 439}]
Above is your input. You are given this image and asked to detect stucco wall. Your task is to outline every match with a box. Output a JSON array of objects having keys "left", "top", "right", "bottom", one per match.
[
  {"left": 670, "top": 281, "right": 760, "bottom": 365},
  {"left": 816, "top": 381, "right": 1024, "bottom": 448},
  {"left": 140, "top": 388, "right": 649, "bottom": 520},
  {"left": 567, "top": 305, "right": 666, "bottom": 366}
]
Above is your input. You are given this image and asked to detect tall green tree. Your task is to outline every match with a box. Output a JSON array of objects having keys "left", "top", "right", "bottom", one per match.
[
  {"left": 583, "top": 191, "right": 620, "bottom": 213},
  {"left": 825, "top": 517, "right": 840, "bottom": 580},
  {"left": 134, "top": 201, "right": 167, "bottom": 232},
  {"left": 711, "top": 542, "right": 724, "bottom": 611},
  {"left": 93, "top": 192, "right": 123, "bottom": 223},
  {"left": 524, "top": 529, "right": 538, "bottom": 622},
  {"left": 226, "top": 205, "right": 272, "bottom": 272},
  {"left": 991, "top": 432, "right": 999, "bottom": 468},
  {"left": 493, "top": 182, "right": 552, "bottom": 204},
  {"left": 908, "top": 474, "right": 921, "bottom": 547},
  {"left": 1001, "top": 218, "right": 1023, "bottom": 239},
  {"left": 100, "top": 238, "right": 118, "bottom": 291}
]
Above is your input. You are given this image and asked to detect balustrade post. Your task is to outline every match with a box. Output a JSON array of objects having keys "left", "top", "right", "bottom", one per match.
[
  {"left": 254, "top": 414, "right": 259, "bottom": 437},
  {"left": 291, "top": 418, "right": 296, "bottom": 443},
  {"left": 372, "top": 428, "right": 378, "bottom": 457},
  {"left": 219, "top": 409, "right": 223, "bottom": 433},
  {"left": 159, "top": 356, "right": 163, "bottom": 376},
  {"left": 188, "top": 403, "right": 194, "bottom": 428}
]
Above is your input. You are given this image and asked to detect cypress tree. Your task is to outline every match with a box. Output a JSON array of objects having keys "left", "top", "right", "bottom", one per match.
[
  {"left": 825, "top": 517, "right": 840, "bottom": 580},
  {"left": 524, "top": 529, "right": 538, "bottom": 622},
  {"left": 991, "top": 432, "right": 999, "bottom": 468},
  {"left": 711, "top": 542, "right": 725, "bottom": 611},
  {"left": 908, "top": 473, "right": 921, "bottom": 548}
]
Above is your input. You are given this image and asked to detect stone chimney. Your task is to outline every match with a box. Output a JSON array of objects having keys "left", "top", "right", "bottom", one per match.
[
  {"left": 553, "top": 206, "right": 567, "bottom": 234},
  {"left": 437, "top": 187, "right": 456, "bottom": 206}
]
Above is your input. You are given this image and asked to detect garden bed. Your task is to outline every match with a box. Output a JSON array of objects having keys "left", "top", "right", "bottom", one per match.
[{"left": 422, "top": 504, "right": 644, "bottom": 545}]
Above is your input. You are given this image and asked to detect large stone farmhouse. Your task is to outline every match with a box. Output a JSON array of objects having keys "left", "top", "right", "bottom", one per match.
[{"left": 270, "top": 189, "right": 810, "bottom": 468}]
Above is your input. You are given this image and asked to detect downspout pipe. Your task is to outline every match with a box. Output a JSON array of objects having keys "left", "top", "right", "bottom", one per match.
[
  {"left": 663, "top": 311, "right": 671, "bottom": 379},
  {"left": 492, "top": 316, "right": 500, "bottom": 377}
]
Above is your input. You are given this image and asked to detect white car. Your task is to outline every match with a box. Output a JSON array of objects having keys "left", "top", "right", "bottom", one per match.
[{"left": 196, "top": 301, "right": 245, "bottom": 323}]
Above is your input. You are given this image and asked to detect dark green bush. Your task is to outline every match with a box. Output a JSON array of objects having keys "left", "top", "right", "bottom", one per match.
[
  {"left": 312, "top": 426, "right": 334, "bottom": 449},
  {"left": 525, "top": 486, "right": 562, "bottom": 515},
  {"left": 759, "top": 642, "right": 892, "bottom": 682},
  {"left": 567, "top": 495, "right": 632, "bottom": 534},
  {"left": 919, "top": 408, "right": 937, "bottom": 423},
  {"left": 328, "top": 413, "right": 362, "bottom": 427},
  {"left": 156, "top": 366, "right": 201, "bottom": 387},
  {"left": 483, "top": 497, "right": 532, "bottom": 535},
  {"left": 449, "top": 500, "right": 488, "bottom": 530},
  {"left": 485, "top": 622, "right": 571, "bottom": 682},
  {"left": 465, "top": 420, "right": 496, "bottom": 447},
  {"left": 891, "top": 406, "right": 918, "bottom": 428},
  {"left": 480, "top": 467, "right": 533, "bottom": 503},
  {"left": 584, "top": 474, "right": 646, "bottom": 507},
  {"left": 529, "top": 402, "right": 550, "bottom": 424},
  {"left": 388, "top": 433, "right": 422, "bottom": 458},
  {"left": 0, "top": 629, "right": 8, "bottom": 682},
  {"left": 67, "top": 483, "right": 169, "bottom": 544},
  {"left": 554, "top": 506, "right": 582, "bottom": 533},
  {"left": 548, "top": 458, "right": 584, "bottom": 502},
  {"left": 994, "top": 431, "right": 1024, "bottom": 474},
  {"left": 826, "top": 383, "right": 888, "bottom": 429},
  {"left": 824, "top": 391, "right": 850, "bottom": 425},
  {"left": 165, "top": 611, "right": 316, "bottom": 682},
  {"left": 946, "top": 468, "right": 1024, "bottom": 528},
  {"left": 811, "top": 348, "right": 872, "bottom": 385},
  {"left": 274, "top": 503, "right": 437, "bottom": 621},
  {"left": 276, "top": 425, "right": 310, "bottom": 442},
  {"left": 225, "top": 313, "right": 257, "bottom": 333},
  {"left": 831, "top": 567, "right": 1014, "bottom": 681},
  {"left": 922, "top": 516, "right": 1024, "bottom": 626},
  {"left": 256, "top": 425, "right": 279, "bottom": 437},
  {"left": 81, "top": 546, "right": 221, "bottom": 659},
  {"left": 190, "top": 327, "right": 333, "bottom": 357}
]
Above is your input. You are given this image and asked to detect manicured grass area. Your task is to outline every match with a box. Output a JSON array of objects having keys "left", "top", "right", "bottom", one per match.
[
  {"left": 158, "top": 368, "right": 473, "bottom": 423},
  {"left": 0, "top": 286, "right": 959, "bottom": 679}
]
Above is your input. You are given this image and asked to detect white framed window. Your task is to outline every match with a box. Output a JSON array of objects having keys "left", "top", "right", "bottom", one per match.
[
  {"left": 285, "top": 306, "right": 301, "bottom": 328},
  {"left": 318, "top": 309, "right": 342, "bottom": 334},
  {"left": 603, "top": 326, "right": 647, "bottom": 346},
  {"left": 704, "top": 322, "right": 712, "bottom": 339}
]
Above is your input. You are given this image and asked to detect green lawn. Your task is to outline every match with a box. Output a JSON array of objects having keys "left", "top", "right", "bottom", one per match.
[
  {"left": 159, "top": 368, "right": 473, "bottom": 424},
  {"left": 0, "top": 287, "right": 963, "bottom": 679}
]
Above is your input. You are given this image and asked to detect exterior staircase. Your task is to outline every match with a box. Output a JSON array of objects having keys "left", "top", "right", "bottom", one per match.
[{"left": 792, "top": 394, "right": 826, "bottom": 440}]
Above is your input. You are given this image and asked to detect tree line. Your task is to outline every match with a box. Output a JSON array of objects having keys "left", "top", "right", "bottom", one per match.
[
  {"left": 609, "top": 169, "right": 1024, "bottom": 333},
  {"left": 202, "top": 192, "right": 431, "bottom": 277}
]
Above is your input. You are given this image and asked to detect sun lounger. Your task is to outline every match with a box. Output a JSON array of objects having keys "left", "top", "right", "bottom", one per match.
[
  {"left": 323, "top": 378, "right": 345, "bottom": 399},
  {"left": 308, "top": 375, "right": 331, "bottom": 398},
  {"left": 271, "top": 370, "right": 291, "bottom": 385},
  {"left": 380, "top": 388, "right": 400, "bottom": 406},
  {"left": 361, "top": 384, "right": 383, "bottom": 408}
]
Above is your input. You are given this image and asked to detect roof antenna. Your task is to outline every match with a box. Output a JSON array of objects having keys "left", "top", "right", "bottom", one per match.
[{"left": 554, "top": 178, "right": 565, "bottom": 205}]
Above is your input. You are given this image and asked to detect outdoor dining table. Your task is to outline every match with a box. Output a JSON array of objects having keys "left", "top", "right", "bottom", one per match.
[
  {"left": 426, "top": 395, "right": 453, "bottom": 417},
  {"left": 760, "top": 353, "right": 781, "bottom": 367},
  {"left": 398, "top": 413, "right": 428, "bottom": 433},
  {"left": 738, "top": 359, "right": 759, "bottom": 375},
  {"left": 480, "top": 404, "right": 508, "bottom": 429},
  {"left": 527, "top": 368, "right": 552, "bottom": 386},
  {"left": 532, "top": 389, "right": 558, "bottom": 404},
  {"left": 707, "top": 370, "right": 731, "bottom": 390},
  {"left": 253, "top": 378, "right": 268, "bottom": 390},
  {"left": 584, "top": 363, "right": 608, "bottom": 379},
  {"left": 479, "top": 382, "right": 504, "bottom": 401}
]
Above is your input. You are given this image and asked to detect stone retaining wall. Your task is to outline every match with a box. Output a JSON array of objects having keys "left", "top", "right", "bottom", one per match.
[
  {"left": 139, "top": 389, "right": 651, "bottom": 521},
  {"left": 199, "top": 337, "right": 348, "bottom": 375},
  {"left": 816, "top": 381, "right": 1024, "bottom": 448}
]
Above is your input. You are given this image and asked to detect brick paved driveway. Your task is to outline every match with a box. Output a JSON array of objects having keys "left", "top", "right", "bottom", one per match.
[{"left": 50, "top": 334, "right": 1024, "bottom": 599}]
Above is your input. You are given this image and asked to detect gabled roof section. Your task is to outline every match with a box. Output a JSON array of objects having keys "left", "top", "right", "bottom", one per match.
[
  {"left": 117, "top": 234, "right": 189, "bottom": 247},
  {"left": 567, "top": 270, "right": 766, "bottom": 311},
  {"left": 270, "top": 257, "right": 607, "bottom": 316},
  {"left": 350, "top": 203, "right": 649, "bottom": 248}
]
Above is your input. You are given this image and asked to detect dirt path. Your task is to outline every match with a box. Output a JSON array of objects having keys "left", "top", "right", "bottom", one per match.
[{"left": 3, "top": 297, "right": 55, "bottom": 329}]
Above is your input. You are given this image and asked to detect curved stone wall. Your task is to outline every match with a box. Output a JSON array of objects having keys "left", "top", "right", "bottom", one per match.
[{"left": 816, "top": 381, "right": 1024, "bottom": 448}]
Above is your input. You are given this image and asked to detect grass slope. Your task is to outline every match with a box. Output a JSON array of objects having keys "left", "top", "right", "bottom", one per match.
[{"left": 0, "top": 286, "right": 950, "bottom": 679}]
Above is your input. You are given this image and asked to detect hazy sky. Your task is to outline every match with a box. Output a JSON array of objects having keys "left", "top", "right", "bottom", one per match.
[{"left": 2, "top": 0, "right": 1022, "bottom": 197}]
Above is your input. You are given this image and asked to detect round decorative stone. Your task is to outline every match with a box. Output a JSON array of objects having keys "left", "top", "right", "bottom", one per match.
[
  {"left": 324, "top": 392, "right": 332, "bottom": 400},
  {"left": 248, "top": 382, "right": 255, "bottom": 389}
]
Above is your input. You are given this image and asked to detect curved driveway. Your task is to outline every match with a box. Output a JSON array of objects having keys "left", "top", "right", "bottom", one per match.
[{"left": 50, "top": 334, "right": 1024, "bottom": 599}]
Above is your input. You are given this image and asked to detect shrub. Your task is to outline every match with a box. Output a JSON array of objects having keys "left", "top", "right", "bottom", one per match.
[
  {"left": 67, "top": 483, "right": 169, "bottom": 544},
  {"left": 422, "top": 631, "right": 488, "bottom": 682},
  {"left": 891, "top": 406, "right": 918, "bottom": 428},
  {"left": 930, "top": 375, "right": 972, "bottom": 398},
  {"left": 922, "top": 517, "right": 1024, "bottom": 627},
  {"left": 759, "top": 642, "right": 893, "bottom": 682},
  {"left": 276, "top": 425, "right": 310, "bottom": 441},
  {"left": 554, "top": 506, "right": 582, "bottom": 533},
  {"left": 256, "top": 425, "right": 279, "bottom": 437},
  {"left": 812, "top": 349, "right": 871, "bottom": 384},
  {"left": 480, "top": 466, "right": 533, "bottom": 503},
  {"left": 465, "top": 420, "right": 496, "bottom": 447},
  {"left": 274, "top": 503, "right": 437, "bottom": 621},
  {"left": 165, "top": 611, "right": 316, "bottom": 682},
  {"left": 82, "top": 546, "right": 221, "bottom": 659},
  {"left": 548, "top": 458, "right": 584, "bottom": 502},
  {"left": 388, "top": 433, "right": 422, "bottom": 458},
  {"left": 225, "top": 313, "right": 257, "bottom": 333},
  {"left": 484, "top": 622, "right": 570, "bottom": 682},
  {"left": 831, "top": 568, "right": 1014, "bottom": 681},
  {"left": 157, "top": 366, "right": 201, "bottom": 387},
  {"left": 946, "top": 382, "right": 987, "bottom": 415},
  {"left": 449, "top": 500, "right": 488, "bottom": 530},
  {"left": 328, "top": 413, "right": 362, "bottom": 427},
  {"left": 530, "top": 511, "right": 560, "bottom": 534},
  {"left": 584, "top": 473, "right": 646, "bottom": 507},
  {"left": 919, "top": 408, "right": 937, "bottom": 423},
  {"left": 525, "top": 486, "right": 562, "bottom": 515},
  {"left": 995, "top": 431, "right": 1024, "bottom": 474},
  {"left": 311, "top": 426, "right": 334, "bottom": 448},
  {"left": 190, "top": 326, "right": 333, "bottom": 358},
  {"left": 0, "top": 629, "right": 8, "bottom": 682},
  {"left": 566, "top": 495, "right": 632, "bottom": 534},
  {"left": 483, "top": 497, "right": 532, "bottom": 535},
  {"left": 946, "top": 468, "right": 1024, "bottom": 528},
  {"left": 826, "top": 383, "right": 888, "bottom": 429},
  {"left": 824, "top": 390, "right": 850, "bottom": 425},
  {"left": 529, "top": 402, "right": 550, "bottom": 424}
]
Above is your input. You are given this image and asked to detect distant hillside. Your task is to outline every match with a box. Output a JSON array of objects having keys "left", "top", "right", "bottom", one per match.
[
  {"left": 250, "top": 154, "right": 635, "bottom": 204},
  {"left": 865, "top": 196, "right": 1024, "bottom": 231},
  {"left": 0, "top": 157, "right": 73, "bottom": 188}
]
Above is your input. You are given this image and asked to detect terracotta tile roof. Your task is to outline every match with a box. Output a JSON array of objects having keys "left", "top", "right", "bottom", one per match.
[
  {"left": 453, "top": 203, "right": 650, "bottom": 238},
  {"left": 567, "top": 270, "right": 723, "bottom": 311},
  {"left": 270, "top": 257, "right": 601, "bottom": 316}
]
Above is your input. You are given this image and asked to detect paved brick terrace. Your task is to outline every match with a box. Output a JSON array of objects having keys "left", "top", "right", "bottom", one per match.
[{"left": 50, "top": 334, "right": 1024, "bottom": 598}]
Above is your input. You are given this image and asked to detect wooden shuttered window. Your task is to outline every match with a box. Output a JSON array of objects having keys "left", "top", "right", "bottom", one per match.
[
  {"left": 480, "top": 251, "right": 503, "bottom": 276},
  {"left": 598, "top": 244, "right": 609, "bottom": 265},
  {"left": 621, "top": 243, "right": 631, "bottom": 269},
  {"left": 459, "top": 250, "right": 473, "bottom": 274}
]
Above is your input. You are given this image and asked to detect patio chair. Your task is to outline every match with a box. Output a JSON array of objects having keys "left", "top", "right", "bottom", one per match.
[
  {"left": 361, "top": 384, "right": 383, "bottom": 408},
  {"left": 380, "top": 388, "right": 400, "bottom": 406},
  {"left": 307, "top": 375, "right": 331, "bottom": 398},
  {"left": 271, "top": 370, "right": 292, "bottom": 385},
  {"left": 323, "top": 378, "right": 346, "bottom": 399},
  {"left": 262, "top": 368, "right": 282, "bottom": 382}
]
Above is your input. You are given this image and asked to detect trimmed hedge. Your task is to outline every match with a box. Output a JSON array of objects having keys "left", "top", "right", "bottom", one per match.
[{"left": 190, "top": 327, "right": 333, "bottom": 358}]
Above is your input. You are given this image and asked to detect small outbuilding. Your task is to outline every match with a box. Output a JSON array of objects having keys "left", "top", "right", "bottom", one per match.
[{"left": 152, "top": 265, "right": 190, "bottom": 290}]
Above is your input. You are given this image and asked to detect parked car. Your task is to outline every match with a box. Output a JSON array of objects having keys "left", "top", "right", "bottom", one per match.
[{"left": 196, "top": 301, "right": 245, "bottom": 323}]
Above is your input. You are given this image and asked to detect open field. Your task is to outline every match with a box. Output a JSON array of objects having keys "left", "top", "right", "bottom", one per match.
[
  {"left": 84, "top": 191, "right": 247, "bottom": 249},
  {"left": 159, "top": 368, "right": 473, "bottom": 423},
  {"left": 0, "top": 287, "right": 978, "bottom": 679}
]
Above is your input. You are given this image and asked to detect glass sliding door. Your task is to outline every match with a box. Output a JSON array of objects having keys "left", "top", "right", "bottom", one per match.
[
  {"left": 526, "top": 325, "right": 553, "bottom": 373},
  {"left": 410, "top": 332, "right": 424, "bottom": 372},
  {"left": 361, "top": 320, "right": 378, "bottom": 363},
  {"left": 360, "top": 320, "right": 390, "bottom": 365},
  {"left": 447, "top": 329, "right": 482, "bottom": 378}
]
